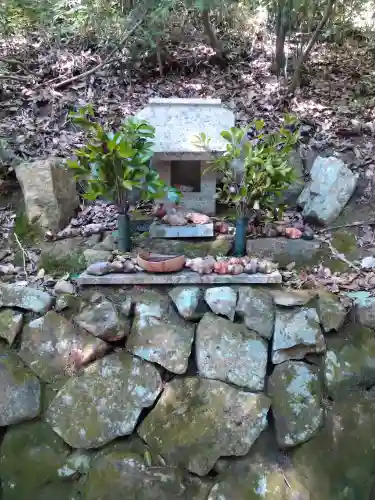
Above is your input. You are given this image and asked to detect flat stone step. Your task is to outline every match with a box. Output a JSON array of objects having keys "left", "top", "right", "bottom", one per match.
[
  {"left": 77, "top": 270, "right": 282, "bottom": 286},
  {"left": 149, "top": 222, "right": 214, "bottom": 238}
]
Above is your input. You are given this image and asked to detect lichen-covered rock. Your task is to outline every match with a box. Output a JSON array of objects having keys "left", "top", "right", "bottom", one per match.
[
  {"left": 268, "top": 361, "right": 323, "bottom": 448},
  {"left": 270, "top": 289, "right": 314, "bottom": 307},
  {"left": 0, "top": 283, "right": 52, "bottom": 313},
  {"left": 351, "top": 292, "right": 375, "bottom": 328},
  {"left": 54, "top": 280, "right": 75, "bottom": 295},
  {"left": 0, "top": 421, "right": 70, "bottom": 500},
  {"left": 86, "top": 261, "right": 111, "bottom": 276},
  {"left": 15, "top": 157, "right": 79, "bottom": 231},
  {"left": 209, "top": 431, "right": 309, "bottom": 500},
  {"left": 45, "top": 352, "right": 162, "bottom": 448},
  {"left": 0, "top": 308, "right": 23, "bottom": 345},
  {"left": 236, "top": 287, "right": 274, "bottom": 339},
  {"left": 138, "top": 377, "right": 270, "bottom": 476},
  {"left": 19, "top": 311, "right": 108, "bottom": 382},
  {"left": 292, "top": 391, "right": 375, "bottom": 499},
  {"left": 169, "top": 286, "right": 208, "bottom": 320},
  {"left": 0, "top": 348, "right": 41, "bottom": 425},
  {"left": 272, "top": 307, "right": 325, "bottom": 364},
  {"left": 74, "top": 299, "right": 130, "bottom": 342},
  {"left": 80, "top": 450, "right": 210, "bottom": 500},
  {"left": 297, "top": 156, "right": 358, "bottom": 225},
  {"left": 316, "top": 291, "right": 347, "bottom": 332},
  {"left": 126, "top": 290, "right": 195, "bottom": 374},
  {"left": 324, "top": 324, "right": 375, "bottom": 397},
  {"left": 57, "top": 450, "right": 94, "bottom": 479},
  {"left": 204, "top": 286, "right": 237, "bottom": 320},
  {"left": 196, "top": 313, "right": 268, "bottom": 391},
  {"left": 83, "top": 249, "right": 112, "bottom": 266}
]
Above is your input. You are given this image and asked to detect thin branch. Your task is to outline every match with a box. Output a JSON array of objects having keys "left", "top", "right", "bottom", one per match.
[
  {"left": 0, "top": 74, "right": 31, "bottom": 82},
  {"left": 14, "top": 232, "right": 28, "bottom": 278},
  {"left": 0, "top": 57, "right": 37, "bottom": 76},
  {"left": 318, "top": 219, "right": 375, "bottom": 232},
  {"left": 290, "top": 0, "right": 335, "bottom": 92},
  {"left": 315, "top": 236, "right": 361, "bottom": 272},
  {"left": 53, "top": 17, "right": 144, "bottom": 90}
]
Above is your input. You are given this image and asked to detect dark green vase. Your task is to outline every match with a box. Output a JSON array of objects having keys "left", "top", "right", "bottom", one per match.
[
  {"left": 234, "top": 217, "right": 248, "bottom": 257},
  {"left": 117, "top": 213, "right": 131, "bottom": 252}
]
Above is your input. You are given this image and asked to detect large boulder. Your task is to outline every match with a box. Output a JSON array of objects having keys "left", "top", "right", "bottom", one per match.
[
  {"left": 138, "top": 377, "right": 270, "bottom": 476},
  {"left": 324, "top": 324, "right": 375, "bottom": 398},
  {"left": 0, "top": 421, "right": 70, "bottom": 500},
  {"left": 15, "top": 158, "right": 79, "bottom": 231},
  {"left": 126, "top": 291, "right": 195, "bottom": 374},
  {"left": 236, "top": 287, "right": 274, "bottom": 339},
  {"left": 268, "top": 361, "right": 323, "bottom": 448},
  {"left": 19, "top": 311, "right": 108, "bottom": 382},
  {"left": 0, "top": 348, "right": 41, "bottom": 426},
  {"left": 80, "top": 450, "right": 211, "bottom": 500},
  {"left": 196, "top": 313, "right": 268, "bottom": 391},
  {"left": 272, "top": 307, "right": 325, "bottom": 364},
  {"left": 0, "top": 283, "right": 52, "bottom": 313},
  {"left": 297, "top": 156, "right": 358, "bottom": 225},
  {"left": 45, "top": 352, "right": 162, "bottom": 449},
  {"left": 0, "top": 309, "right": 23, "bottom": 345},
  {"left": 292, "top": 391, "right": 375, "bottom": 499},
  {"left": 169, "top": 287, "right": 208, "bottom": 320},
  {"left": 74, "top": 298, "right": 130, "bottom": 342}
]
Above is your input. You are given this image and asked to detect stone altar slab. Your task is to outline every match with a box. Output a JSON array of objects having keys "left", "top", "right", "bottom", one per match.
[
  {"left": 77, "top": 271, "right": 282, "bottom": 286},
  {"left": 149, "top": 222, "right": 214, "bottom": 238}
]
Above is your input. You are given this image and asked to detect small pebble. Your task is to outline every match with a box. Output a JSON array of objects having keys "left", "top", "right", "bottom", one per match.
[
  {"left": 86, "top": 262, "right": 111, "bottom": 276},
  {"left": 302, "top": 227, "right": 315, "bottom": 240},
  {"left": 54, "top": 279, "right": 75, "bottom": 295}
]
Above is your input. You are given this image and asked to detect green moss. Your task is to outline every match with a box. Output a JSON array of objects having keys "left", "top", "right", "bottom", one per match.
[
  {"left": 331, "top": 230, "right": 357, "bottom": 254},
  {"left": 39, "top": 251, "right": 86, "bottom": 276},
  {"left": 12, "top": 209, "right": 42, "bottom": 245}
]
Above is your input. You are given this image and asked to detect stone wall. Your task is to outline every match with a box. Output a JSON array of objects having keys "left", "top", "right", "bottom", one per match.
[{"left": 1, "top": 283, "right": 375, "bottom": 499}]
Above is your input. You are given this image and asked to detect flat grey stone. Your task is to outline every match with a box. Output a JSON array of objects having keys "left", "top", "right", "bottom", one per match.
[
  {"left": 270, "top": 289, "right": 315, "bottom": 307},
  {"left": 19, "top": 311, "right": 109, "bottom": 382},
  {"left": 83, "top": 249, "right": 112, "bottom": 266},
  {"left": 150, "top": 222, "right": 214, "bottom": 238},
  {"left": 236, "top": 288, "right": 274, "bottom": 339},
  {"left": 45, "top": 352, "right": 162, "bottom": 448},
  {"left": 138, "top": 377, "right": 270, "bottom": 476},
  {"left": 246, "top": 237, "right": 321, "bottom": 267},
  {"left": 74, "top": 299, "right": 130, "bottom": 342},
  {"left": 196, "top": 313, "right": 268, "bottom": 390},
  {"left": 126, "top": 290, "right": 195, "bottom": 374},
  {"left": 204, "top": 286, "right": 237, "bottom": 320},
  {"left": 0, "top": 308, "right": 23, "bottom": 345},
  {"left": 272, "top": 307, "right": 325, "bottom": 364},
  {"left": 169, "top": 286, "right": 208, "bottom": 320},
  {"left": 0, "top": 283, "right": 52, "bottom": 313},
  {"left": 268, "top": 361, "right": 323, "bottom": 447},
  {"left": 0, "top": 348, "right": 41, "bottom": 425},
  {"left": 297, "top": 156, "right": 358, "bottom": 225},
  {"left": 324, "top": 324, "right": 375, "bottom": 397},
  {"left": 77, "top": 270, "right": 282, "bottom": 286}
]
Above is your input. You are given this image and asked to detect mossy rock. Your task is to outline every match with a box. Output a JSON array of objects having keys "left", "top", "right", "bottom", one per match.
[{"left": 135, "top": 235, "right": 231, "bottom": 258}]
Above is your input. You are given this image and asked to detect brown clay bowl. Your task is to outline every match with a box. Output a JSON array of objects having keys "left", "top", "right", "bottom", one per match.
[{"left": 137, "top": 251, "right": 185, "bottom": 273}]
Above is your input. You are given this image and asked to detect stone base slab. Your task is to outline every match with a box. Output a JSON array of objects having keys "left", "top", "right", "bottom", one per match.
[
  {"left": 77, "top": 271, "right": 282, "bottom": 286},
  {"left": 149, "top": 222, "right": 214, "bottom": 238}
]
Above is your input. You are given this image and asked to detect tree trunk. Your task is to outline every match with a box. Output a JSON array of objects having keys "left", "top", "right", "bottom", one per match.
[
  {"left": 272, "top": 2, "right": 286, "bottom": 75},
  {"left": 290, "top": 0, "right": 335, "bottom": 92},
  {"left": 202, "top": 9, "right": 224, "bottom": 59}
]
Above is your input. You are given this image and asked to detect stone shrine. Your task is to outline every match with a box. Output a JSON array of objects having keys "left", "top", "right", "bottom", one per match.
[{"left": 136, "top": 98, "right": 235, "bottom": 215}]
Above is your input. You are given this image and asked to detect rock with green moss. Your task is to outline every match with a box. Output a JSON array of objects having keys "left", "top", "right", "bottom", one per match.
[
  {"left": 0, "top": 420, "right": 70, "bottom": 500},
  {"left": 80, "top": 450, "right": 209, "bottom": 500},
  {"left": 236, "top": 287, "right": 274, "bottom": 339},
  {"left": 126, "top": 290, "right": 195, "bottom": 374},
  {"left": 74, "top": 299, "right": 130, "bottom": 342},
  {"left": 272, "top": 307, "right": 325, "bottom": 364},
  {"left": 169, "top": 286, "right": 208, "bottom": 320},
  {"left": 316, "top": 291, "right": 347, "bottom": 332},
  {"left": 324, "top": 324, "right": 375, "bottom": 397},
  {"left": 204, "top": 286, "right": 237, "bottom": 321},
  {"left": 292, "top": 391, "right": 375, "bottom": 499},
  {"left": 19, "top": 311, "right": 108, "bottom": 383},
  {"left": 83, "top": 249, "right": 112, "bottom": 266},
  {"left": 136, "top": 236, "right": 232, "bottom": 258},
  {"left": 196, "top": 313, "right": 268, "bottom": 391},
  {"left": 351, "top": 292, "right": 375, "bottom": 329},
  {"left": 268, "top": 361, "right": 323, "bottom": 448},
  {"left": 0, "top": 283, "right": 52, "bottom": 313},
  {"left": 208, "top": 431, "right": 309, "bottom": 499},
  {"left": 57, "top": 449, "right": 94, "bottom": 479},
  {"left": 45, "top": 352, "right": 162, "bottom": 449},
  {"left": 0, "top": 308, "right": 23, "bottom": 345},
  {"left": 0, "top": 348, "right": 41, "bottom": 425},
  {"left": 138, "top": 377, "right": 270, "bottom": 476}
]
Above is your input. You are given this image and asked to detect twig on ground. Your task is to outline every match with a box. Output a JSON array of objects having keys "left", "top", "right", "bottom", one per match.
[
  {"left": 0, "top": 57, "right": 36, "bottom": 76},
  {"left": 13, "top": 232, "right": 29, "bottom": 277},
  {"left": 318, "top": 219, "right": 375, "bottom": 232},
  {"left": 53, "top": 17, "right": 144, "bottom": 90},
  {"left": 315, "top": 236, "right": 361, "bottom": 272},
  {"left": 0, "top": 74, "right": 31, "bottom": 82}
]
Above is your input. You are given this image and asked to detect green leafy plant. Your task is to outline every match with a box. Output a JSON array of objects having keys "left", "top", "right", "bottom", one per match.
[
  {"left": 67, "top": 104, "right": 177, "bottom": 212},
  {"left": 196, "top": 114, "right": 300, "bottom": 219}
]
